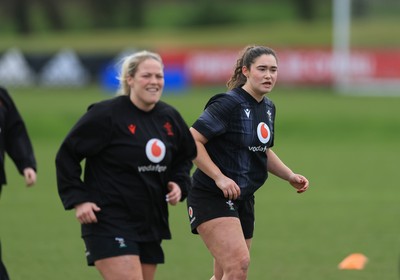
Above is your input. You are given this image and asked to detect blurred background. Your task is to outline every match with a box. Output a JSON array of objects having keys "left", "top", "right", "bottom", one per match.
[
  {"left": 1, "top": 1, "right": 400, "bottom": 280},
  {"left": 1, "top": 0, "right": 399, "bottom": 94}
]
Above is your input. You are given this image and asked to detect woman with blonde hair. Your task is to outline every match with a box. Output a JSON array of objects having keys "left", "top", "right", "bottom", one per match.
[{"left": 56, "top": 50, "right": 196, "bottom": 280}]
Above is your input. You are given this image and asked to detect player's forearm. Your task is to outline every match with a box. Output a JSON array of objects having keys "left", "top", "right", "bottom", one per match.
[
  {"left": 266, "top": 149, "right": 294, "bottom": 181},
  {"left": 193, "top": 142, "right": 223, "bottom": 181}
]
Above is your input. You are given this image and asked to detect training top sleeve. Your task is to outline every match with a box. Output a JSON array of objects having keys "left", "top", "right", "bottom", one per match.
[
  {"left": 167, "top": 109, "right": 197, "bottom": 200},
  {"left": 0, "top": 87, "right": 37, "bottom": 175},
  {"left": 55, "top": 100, "right": 113, "bottom": 210},
  {"left": 192, "top": 93, "right": 238, "bottom": 140}
]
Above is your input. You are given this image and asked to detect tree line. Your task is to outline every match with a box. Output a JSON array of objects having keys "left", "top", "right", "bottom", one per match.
[{"left": 0, "top": 0, "right": 371, "bottom": 35}]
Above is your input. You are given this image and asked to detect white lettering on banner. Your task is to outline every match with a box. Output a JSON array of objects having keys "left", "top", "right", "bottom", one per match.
[
  {"left": 185, "top": 51, "right": 237, "bottom": 83},
  {"left": 348, "top": 53, "right": 375, "bottom": 77},
  {"left": 278, "top": 51, "right": 374, "bottom": 83},
  {"left": 184, "top": 49, "right": 378, "bottom": 85},
  {"left": 279, "top": 51, "right": 334, "bottom": 82},
  {"left": 39, "top": 49, "right": 90, "bottom": 86},
  {"left": 0, "top": 48, "right": 35, "bottom": 86}
]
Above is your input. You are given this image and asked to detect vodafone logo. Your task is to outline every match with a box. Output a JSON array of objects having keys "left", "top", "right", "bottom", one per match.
[
  {"left": 145, "top": 138, "right": 166, "bottom": 163},
  {"left": 257, "top": 122, "right": 271, "bottom": 144}
]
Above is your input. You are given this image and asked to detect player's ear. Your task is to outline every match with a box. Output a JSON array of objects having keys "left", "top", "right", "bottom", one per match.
[
  {"left": 126, "top": 74, "right": 136, "bottom": 88},
  {"left": 242, "top": 66, "right": 249, "bottom": 78}
]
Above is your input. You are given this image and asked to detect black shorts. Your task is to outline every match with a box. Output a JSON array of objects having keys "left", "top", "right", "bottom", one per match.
[
  {"left": 187, "top": 186, "right": 255, "bottom": 239},
  {"left": 83, "top": 236, "right": 164, "bottom": 266}
]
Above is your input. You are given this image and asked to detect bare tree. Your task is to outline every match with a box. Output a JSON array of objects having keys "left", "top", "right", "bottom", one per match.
[
  {"left": 7, "top": 0, "right": 64, "bottom": 34},
  {"left": 294, "top": 0, "right": 316, "bottom": 21},
  {"left": 124, "top": 0, "right": 146, "bottom": 28},
  {"left": 12, "top": 0, "right": 30, "bottom": 34},
  {"left": 352, "top": 0, "right": 369, "bottom": 18},
  {"left": 41, "top": 0, "right": 65, "bottom": 30},
  {"left": 85, "top": 0, "right": 118, "bottom": 28}
]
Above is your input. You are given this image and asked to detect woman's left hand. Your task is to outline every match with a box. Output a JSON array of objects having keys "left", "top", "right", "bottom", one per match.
[
  {"left": 166, "top": 182, "right": 181, "bottom": 205},
  {"left": 288, "top": 174, "right": 309, "bottom": 194}
]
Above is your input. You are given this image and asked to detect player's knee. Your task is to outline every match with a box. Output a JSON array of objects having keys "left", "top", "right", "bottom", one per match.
[
  {"left": 225, "top": 253, "right": 250, "bottom": 279},
  {"left": 238, "top": 253, "right": 250, "bottom": 274}
]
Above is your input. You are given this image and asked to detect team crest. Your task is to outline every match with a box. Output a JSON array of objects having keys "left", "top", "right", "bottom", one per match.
[{"left": 226, "top": 200, "right": 235, "bottom": 211}]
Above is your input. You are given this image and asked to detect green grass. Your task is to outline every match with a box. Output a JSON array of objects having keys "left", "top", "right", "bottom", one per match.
[
  {"left": 1, "top": 2, "right": 399, "bottom": 278},
  {"left": 1, "top": 0, "right": 399, "bottom": 54},
  {"left": 1, "top": 85, "right": 399, "bottom": 279},
  {"left": 1, "top": 18, "right": 399, "bottom": 53}
]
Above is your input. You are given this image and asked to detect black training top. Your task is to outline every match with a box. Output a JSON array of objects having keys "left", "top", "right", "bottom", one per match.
[
  {"left": 56, "top": 95, "right": 197, "bottom": 241},
  {"left": 192, "top": 87, "right": 276, "bottom": 200},
  {"left": 0, "top": 87, "right": 37, "bottom": 188}
]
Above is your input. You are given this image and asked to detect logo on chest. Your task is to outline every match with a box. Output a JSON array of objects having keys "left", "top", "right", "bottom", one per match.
[
  {"left": 145, "top": 138, "right": 166, "bottom": 163},
  {"left": 257, "top": 122, "right": 271, "bottom": 144},
  {"left": 248, "top": 122, "right": 271, "bottom": 153}
]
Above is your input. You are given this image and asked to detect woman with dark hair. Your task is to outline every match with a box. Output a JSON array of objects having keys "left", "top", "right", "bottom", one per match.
[{"left": 187, "top": 45, "right": 309, "bottom": 280}]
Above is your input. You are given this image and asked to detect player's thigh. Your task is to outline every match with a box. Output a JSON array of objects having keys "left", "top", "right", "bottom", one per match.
[
  {"left": 95, "top": 255, "right": 142, "bottom": 280},
  {"left": 198, "top": 217, "right": 248, "bottom": 262}
]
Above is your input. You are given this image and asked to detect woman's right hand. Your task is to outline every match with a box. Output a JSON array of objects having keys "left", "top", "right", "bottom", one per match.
[
  {"left": 190, "top": 127, "right": 241, "bottom": 200},
  {"left": 215, "top": 175, "right": 241, "bottom": 200},
  {"left": 23, "top": 167, "right": 37, "bottom": 187},
  {"left": 74, "top": 202, "right": 101, "bottom": 224}
]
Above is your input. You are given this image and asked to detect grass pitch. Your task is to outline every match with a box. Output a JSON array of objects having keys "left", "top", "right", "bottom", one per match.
[{"left": 0, "top": 85, "right": 399, "bottom": 280}]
